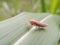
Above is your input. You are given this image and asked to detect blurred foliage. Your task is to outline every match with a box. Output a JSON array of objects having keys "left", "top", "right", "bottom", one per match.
[
  {"left": 50, "top": 0, "right": 60, "bottom": 14},
  {"left": 0, "top": 0, "right": 60, "bottom": 21}
]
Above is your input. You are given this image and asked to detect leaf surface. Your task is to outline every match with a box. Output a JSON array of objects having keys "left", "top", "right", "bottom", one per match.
[{"left": 0, "top": 12, "right": 49, "bottom": 45}]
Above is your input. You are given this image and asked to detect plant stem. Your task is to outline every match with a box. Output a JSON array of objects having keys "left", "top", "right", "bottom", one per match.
[
  {"left": 41, "top": 0, "right": 46, "bottom": 12},
  {"left": 50, "top": 0, "right": 59, "bottom": 14}
]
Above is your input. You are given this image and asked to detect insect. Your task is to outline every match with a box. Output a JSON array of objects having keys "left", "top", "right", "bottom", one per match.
[{"left": 29, "top": 19, "right": 48, "bottom": 27}]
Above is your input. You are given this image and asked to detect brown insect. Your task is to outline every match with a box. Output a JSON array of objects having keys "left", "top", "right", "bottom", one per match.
[{"left": 29, "top": 20, "right": 48, "bottom": 27}]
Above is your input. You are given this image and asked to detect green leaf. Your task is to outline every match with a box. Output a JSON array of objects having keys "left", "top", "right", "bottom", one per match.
[
  {"left": 14, "top": 14, "right": 60, "bottom": 45},
  {"left": 0, "top": 12, "right": 60, "bottom": 45},
  {"left": 0, "top": 12, "right": 48, "bottom": 45}
]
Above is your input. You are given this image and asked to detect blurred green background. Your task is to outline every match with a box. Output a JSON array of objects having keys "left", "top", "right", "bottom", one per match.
[{"left": 0, "top": 0, "right": 60, "bottom": 21}]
